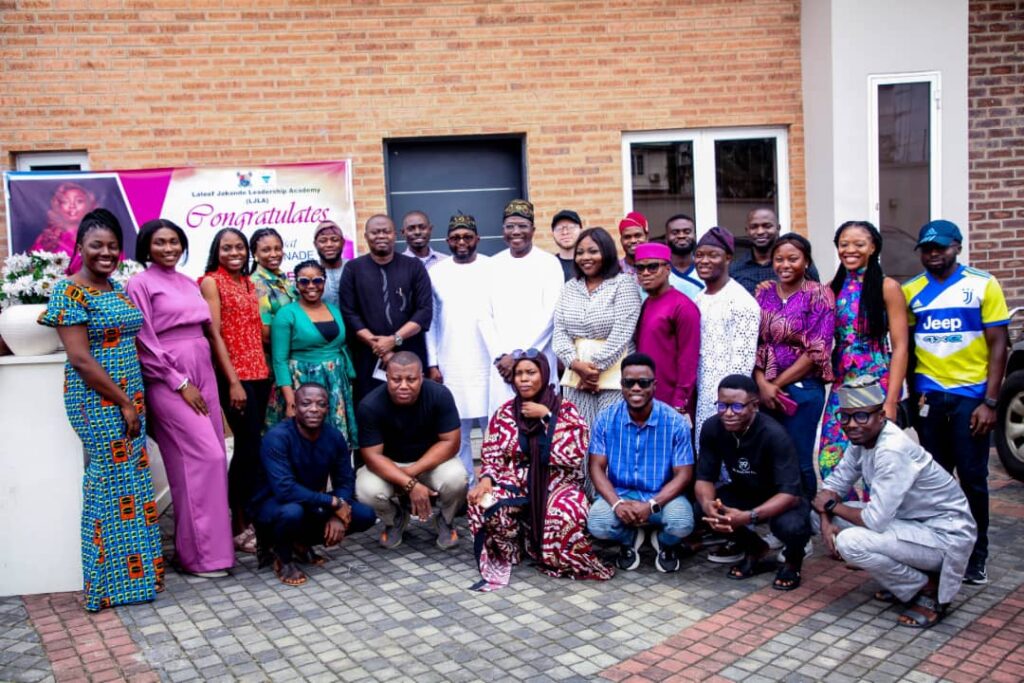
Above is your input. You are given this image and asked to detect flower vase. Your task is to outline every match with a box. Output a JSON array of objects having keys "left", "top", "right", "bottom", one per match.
[{"left": 0, "top": 304, "right": 61, "bottom": 356}]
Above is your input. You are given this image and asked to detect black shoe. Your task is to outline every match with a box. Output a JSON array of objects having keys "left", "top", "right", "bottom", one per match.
[
  {"left": 652, "top": 534, "right": 680, "bottom": 573},
  {"left": 963, "top": 560, "right": 988, "bottom": 585},
  {"left": 616, "top": 529, "right": 646, "bottom": 571},
  {"left": 708, "top": 540, "right": 744, "bottom": 564}
]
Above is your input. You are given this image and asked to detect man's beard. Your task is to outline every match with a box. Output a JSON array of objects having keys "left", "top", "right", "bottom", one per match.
[
  {"left": 318, "top": 251, "right": 342, "bottom": 266},
  {"left": 669, "top": 242, "right": 694, "bottom": 257}
]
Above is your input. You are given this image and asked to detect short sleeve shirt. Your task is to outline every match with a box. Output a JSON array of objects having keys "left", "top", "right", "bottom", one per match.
[
  {"left": 903, "top": 264, "right": 1010, "bottom": 398},
  {"left": 356, "top": 380, "right": 461, "bottom": 464},
  {"left": 696, "top": 412, "right": 802, "bottom": 499}
]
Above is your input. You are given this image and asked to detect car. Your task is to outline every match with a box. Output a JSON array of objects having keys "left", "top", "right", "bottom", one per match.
[{"left": 996, "top": 307, "right": 1024, "bottom": 480}]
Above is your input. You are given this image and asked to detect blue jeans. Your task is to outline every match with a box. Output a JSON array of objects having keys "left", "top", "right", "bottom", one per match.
[
  {"left": 914, "top": 390, "right": 989, "bottom": 564},
  {"left": 766, "top": 378, "right": 825, "bottom": 498},
  {"left": 587, "top": 490, "right": 694, "bottom": 548}
]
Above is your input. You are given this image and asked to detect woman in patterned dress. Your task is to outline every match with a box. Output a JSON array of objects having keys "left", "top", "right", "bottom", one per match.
[
  {"left": 553, "top": 227, "right": 641, "bottom": 427},
  {"left": 754, "top": 233, "right": 835, "bottom": 497},
  {"left": 199, "top": 227, "right": 271, "bottom": 554},
  {"left": 40, "top": 209, "right": 163, "bottom": 611},
  {"left": 249, "top": 228, "right": 296, "bottom": 429},
  {"left": 270, "top": 260, "right": 358, "bottom": 445},
  {"left": 818, "top": 221, "right": 908, "bottom": 500},
  {"left": 467, "top": 351, "right": 614, "bottom": 591}
]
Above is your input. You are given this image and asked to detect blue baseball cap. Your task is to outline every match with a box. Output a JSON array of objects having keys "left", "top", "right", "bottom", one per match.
[{"left": 915, "top": 220, "right": 963, "bottom": 249}]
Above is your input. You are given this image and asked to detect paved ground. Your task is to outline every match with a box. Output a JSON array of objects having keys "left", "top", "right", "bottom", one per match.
[{"left": 3, "top": 452, "right": 1024, "bottom": 683}]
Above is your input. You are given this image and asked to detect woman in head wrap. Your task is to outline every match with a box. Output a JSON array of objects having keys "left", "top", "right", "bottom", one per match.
[{"left": 466, "top": 350, "right": 614, "bottom": 591}]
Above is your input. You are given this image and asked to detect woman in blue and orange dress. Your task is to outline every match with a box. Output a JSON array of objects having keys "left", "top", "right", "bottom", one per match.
[
  {"left": 40, "top": 209, "right": 164, "bottom": 611},
  {"left": 199, "top": 227, "right": 271, "bottom": 554}
]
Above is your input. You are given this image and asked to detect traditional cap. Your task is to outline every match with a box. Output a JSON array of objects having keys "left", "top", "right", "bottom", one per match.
[
  {"left": 915, "top": 220, "right": 963, "bottom": 249},
  {"left": 448, "top": 212, "right": 477, "bottom": 234},
  {"left": 618, "top": 211, "right": 649, "bottom": 234},
  {"left": 503, "top": 199, "right": 534, "bottom": 221},
  {"left": 314, "top": 220, "right": 343, "bottom": 239},
  {"left": 634, "top": 242, "right": 671, "bottom": 262},
  {"left": 551, "top": 209, "right": 582, "bottom": 229},
  {"left": 696, "top": 226, "right": 735, "bottom": 254},
  {"left": 837, "top": 375, "right": 886, "bottom": 409}
]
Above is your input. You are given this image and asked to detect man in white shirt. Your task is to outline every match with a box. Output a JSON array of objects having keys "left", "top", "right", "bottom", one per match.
[{"left": 402, "top": 210, "right": 448, "bottom": 270}]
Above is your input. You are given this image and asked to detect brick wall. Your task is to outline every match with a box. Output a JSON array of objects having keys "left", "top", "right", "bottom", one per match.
[
  {"left": 0, "top": 0, "right": 805, "bottom": 257},
  {"left": 969, "top": 0, "right": 1024, "bottom": 329}
]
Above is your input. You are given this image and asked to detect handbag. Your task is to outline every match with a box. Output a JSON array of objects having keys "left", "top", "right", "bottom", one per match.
[
  {"left": 776, "top": 392, "right": 798, "bottom": 417},
  {"left": 560, "top": 338, "right": 624, "bottom": 391}
]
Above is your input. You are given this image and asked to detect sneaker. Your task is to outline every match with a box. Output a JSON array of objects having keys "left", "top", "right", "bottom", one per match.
[
  {"left": 380, "top": 507, "right": 409, "bottom": 549},
  {"left": 652, "top": 534, "right": 680, "bottom": 573},
  {"left": 708, "top": 540, "right": 744, "bottom": 564},
  {"left": 762, "top": 532, "right": 784, "bottom": 551},
  {"left": 963, "top": 560, "right": 988, "bottom": 585},
  {"left": 777, "top": 539, "right": 814, "bottom": 564},
  {"left": 616, "top": 528, "right": 646, "bottom": 571},
  {"left": 188, "top": 570, "right": 229, "bottom": 579},
  {"left": 435, "top": 514, "right": 458, "bottom": 550}
]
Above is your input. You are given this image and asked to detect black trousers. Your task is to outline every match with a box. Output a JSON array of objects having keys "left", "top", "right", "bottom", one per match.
[
  {"left": 717, "top": 484, "right": 812, "bottom": 565},
  {"left": 253, "top": 499, "right": 376, "bottom": 563},
  {"left": 217, "top": 376, "right": 272, "bottom": 520}
]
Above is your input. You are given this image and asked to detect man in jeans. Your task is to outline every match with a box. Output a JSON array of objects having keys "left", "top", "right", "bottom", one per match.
[
  {"left": 587, "top": 353, "right": 695, "bottom": 573},
  {"left": 903, "top": 219, "right": 1009, "bottom": 585}
]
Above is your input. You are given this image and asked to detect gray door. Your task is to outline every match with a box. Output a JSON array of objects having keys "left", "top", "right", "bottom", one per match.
[{"left": 384, "top": 136, "right": 526, "bottom": 256}]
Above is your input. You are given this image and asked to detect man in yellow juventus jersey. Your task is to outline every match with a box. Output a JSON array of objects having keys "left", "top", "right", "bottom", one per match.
[{"left": 903, "top": 220, "right": 1009, "bottom": 586}]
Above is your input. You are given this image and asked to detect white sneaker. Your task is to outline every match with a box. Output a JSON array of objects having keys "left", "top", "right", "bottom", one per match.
[
  {"left": 762, "top": 532, "right": 784, "bottom": 551},
  {"left": 777, "top": 539, "right": 813, "bottom": 564}
]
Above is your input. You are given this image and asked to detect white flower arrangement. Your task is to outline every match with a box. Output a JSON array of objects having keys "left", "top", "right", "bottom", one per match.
[
  {"left": 0, "top": 251, "right": 144, "bottom": 309},
  {"left": 0, "top": 251, "right": 69, "bottom": 309}
]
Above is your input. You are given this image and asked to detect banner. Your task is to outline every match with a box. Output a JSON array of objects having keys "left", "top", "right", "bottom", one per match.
[{"left": 4, "top": 161, "right": 356, "bottom": 278}]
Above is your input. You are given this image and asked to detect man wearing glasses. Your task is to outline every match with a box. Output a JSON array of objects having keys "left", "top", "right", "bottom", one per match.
[
  {"left": 634, "top": 242, "right": 700, "bottom": 425},
  {"left": 425, "top": 213, "right": 492, "bottom": 486},
  {"left": 587, "top": 353, "right": 695, "bottom": 573},
  {"left": 481, "top": 199, "right": 565, "bottom": 417},
  {"left": 812, "top": 375, "right": 975, "bottom": 629},
  {"left": 695, "top": 374, "right": 811, "bottom": 591},
  {"left": 550, "top": 209, "right": 583, "bottom": 282}
]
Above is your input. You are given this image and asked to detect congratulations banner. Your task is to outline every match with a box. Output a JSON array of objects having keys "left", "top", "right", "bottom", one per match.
[{"left": 4, "top": 160, "right": 356, "bottom": 278}]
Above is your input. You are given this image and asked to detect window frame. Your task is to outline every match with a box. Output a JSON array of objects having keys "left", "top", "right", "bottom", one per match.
[
  {"left": 620, "top": 126, "right": 790, "bottom": 236},
  {"left": 14, "top": 151, "right": 89, "bottom": 172}
]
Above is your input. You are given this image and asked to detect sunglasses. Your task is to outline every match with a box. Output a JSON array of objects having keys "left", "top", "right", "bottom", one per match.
[
  {"left": 297, "top": 276, "right": 326, "bottom": 287},
  {"left": 621, "top": 378, "right": 654, "bottom": 389},
  {"left": 716, "top": 400, "right": 756, "bottom": 413},
  {"left": 510, "top": 348, "right": 541, "bottom": 360},
  {"left": 634, "top": 262, "right": 666, "bottom": 274},
  {"left": 837, "top": 407, "right": 883, "bottom": 425}
]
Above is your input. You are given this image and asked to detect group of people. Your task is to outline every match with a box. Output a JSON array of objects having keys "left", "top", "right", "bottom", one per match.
[{"left": 42, "top": 200, "right": 1007, "bottom": 631}]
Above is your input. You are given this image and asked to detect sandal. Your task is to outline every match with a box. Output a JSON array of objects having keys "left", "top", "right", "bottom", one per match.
[
  {"left": 772, "top": 564, "right": 801, "bottom": 591},
  {"left": 233, "top": 526, "right": 257, "bottom": 554},
  {"left": 273, "top": 558, "right": 308, "bottom": 586},
  {"left": 897, "top": 593, "right": 948, "bottom": 629},
  {"left": 727, "top": 555, "right": 777, "bottom": 580},
  {"left": 874, "top": 589, "right": 899, "bottom": 603},
  {"left": 294, "top": 544, "right": 328, "bottom": 566}
]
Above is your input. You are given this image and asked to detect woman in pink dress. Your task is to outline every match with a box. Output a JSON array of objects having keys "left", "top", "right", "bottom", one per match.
[{"left": 126, "top": 219, "right": 235, "bottom": 578}]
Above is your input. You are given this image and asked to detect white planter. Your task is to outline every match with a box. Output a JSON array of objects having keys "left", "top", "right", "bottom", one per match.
[{"left": 0, "top": 304, "right": 61, "bottom": 356}]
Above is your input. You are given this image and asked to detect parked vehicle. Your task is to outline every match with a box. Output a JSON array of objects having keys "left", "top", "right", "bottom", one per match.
[{"left": 996, "top": 308, "right": 1024, "bottom": 480}]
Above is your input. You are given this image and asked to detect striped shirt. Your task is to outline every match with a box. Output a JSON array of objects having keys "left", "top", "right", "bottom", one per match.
[{"left": 590, "top": 399, "right": 694, "bottom": 496}]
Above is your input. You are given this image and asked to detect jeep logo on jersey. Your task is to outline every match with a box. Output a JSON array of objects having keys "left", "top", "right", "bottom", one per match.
[{"left": 921, "top": 316, "right": 963, "bottom": 332}]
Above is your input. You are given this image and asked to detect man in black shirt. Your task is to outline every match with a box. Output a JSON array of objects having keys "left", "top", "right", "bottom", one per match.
[
  {"left": 339, "top": 214, "right": 433, "bottom": 400},
  {"left": 355, "top": 352, "right": 466, "bottom": 550},
  {"left": 696, "top": 374, "right": 811, "bottom": 590},
  {"left": 550, "top": 209, "right": 582, "bottom": 282},
  {"left": 729, "top": 207, "right": 819, "bottom": 294}
]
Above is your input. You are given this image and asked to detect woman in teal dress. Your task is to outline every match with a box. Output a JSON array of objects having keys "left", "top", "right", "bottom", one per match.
[
  {"left": 818, "top": 221, "right": 908, "bottom": 500},
  {"left": 250, "top": 228, "right": 297, "bottom": 429},
  {"left": 40, "top": 209, "right": 164, "bottom": 611},
  {"left": 270, "top": 260, "right": 357, "bottom": 444}
]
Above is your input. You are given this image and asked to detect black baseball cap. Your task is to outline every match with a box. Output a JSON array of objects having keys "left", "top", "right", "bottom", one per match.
[{"left": 551, "top": 209, "right": 582, "bottom": 229}]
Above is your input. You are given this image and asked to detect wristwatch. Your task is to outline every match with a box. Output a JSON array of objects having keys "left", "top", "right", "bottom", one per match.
[
  {"left": 824, "top": 498, "right": 838, "bottom": 514},
  {"left": 648, "top": 499, "right": 662, "bottom": 514},
  {"left": 394, "top": 334, "right": 404, "bottom": 347},
  {"left": 749, "top": 508, "right": 759, "bottom": 524},
  {"left": 984, "top": 397, "right": 998, "bottom": 409}
]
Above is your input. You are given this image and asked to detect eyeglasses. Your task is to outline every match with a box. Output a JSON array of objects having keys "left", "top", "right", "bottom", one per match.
[
  {"left": 296, "top": 276, "right": 326, "bottom": 287},
  {"left": 502, "top": 222, "right": 532, "bottom": 231},
  {"left": 716, "top": 400, "right": 756, "bottom": 414},
  {"left": 621, "top": 378, "right": 654, "bottom": 389},
  {"left": 837, "top": 407, "right": 882, "bottom": 425},
  {"left": 448, "top": 234, "right": 476, "bottom": 243},
  {"left": 510, "top": 348, "right": 541, "bottom": 360},
  {"left": 552, "top": 224, "right": 579, "bottom": 233},
  {"left": 634, "top": 262, "right": 666, "bottom": 274}
]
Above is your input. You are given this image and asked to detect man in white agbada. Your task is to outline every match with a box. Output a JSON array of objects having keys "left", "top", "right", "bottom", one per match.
[
  {"left": 426, "top": 213, "right": 491, "bottom": 485},
  {"left": 481, "top": 199, "right": 565, "bottom": 417},
  {"left": 812, "top": 375, "right": 976, "bottom": 630}
]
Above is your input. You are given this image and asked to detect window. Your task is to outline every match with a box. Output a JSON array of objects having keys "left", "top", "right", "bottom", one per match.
[
  {"left": 869, "top": 73, "right": 940, "bottom": 282},
  {"left": 622, "top": 128, "right": 788, "bottom": 242},
  {"left": 384, "top": 135, "right": 526, "bottom": 256},
  {"left": 14, "top": 151, "right": 89, "bottom": 172}
]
